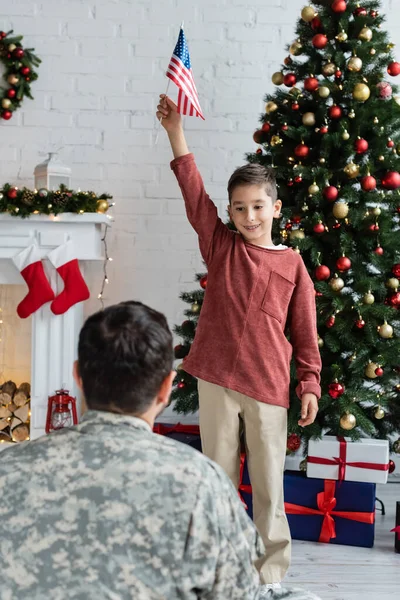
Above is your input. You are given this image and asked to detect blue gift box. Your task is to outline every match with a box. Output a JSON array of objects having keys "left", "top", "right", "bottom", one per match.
[{"left": 284, "top": 471, "right": 376, "bottom": 548}]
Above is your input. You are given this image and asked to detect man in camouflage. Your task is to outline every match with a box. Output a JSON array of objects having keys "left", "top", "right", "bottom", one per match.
[{"left": 0, "top": 301, "right": 320, "bottom": 600}]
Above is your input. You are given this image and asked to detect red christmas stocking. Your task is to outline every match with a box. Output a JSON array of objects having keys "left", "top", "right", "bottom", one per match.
[
  {"left": 48, "top": 241, "right": 90, "bottom": 315},
  {"left": 12, "top": 245, "right": 55, "bottom": 318}
]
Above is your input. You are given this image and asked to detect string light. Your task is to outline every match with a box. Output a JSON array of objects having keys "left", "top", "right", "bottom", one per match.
[{"left": 98, "top": 224, "right": 112, "bottom": 309}]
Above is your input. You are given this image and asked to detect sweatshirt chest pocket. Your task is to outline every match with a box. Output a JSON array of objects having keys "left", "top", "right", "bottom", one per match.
[{"left": 261, "top": 271, "right": 296, "bottom": 323}]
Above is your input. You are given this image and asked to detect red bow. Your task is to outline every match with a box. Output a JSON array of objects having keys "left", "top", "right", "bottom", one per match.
[
  {"left": 391, "top": 526, "right": 400, "bottom": 540},
  {"left": 284, "top": 479, "right": 375, "bottom": 543},
  {"left": 307, "top": 437, "right": 389, "bottom": 481},
  {"left": 153, "top": 423, "right": 200, "bottom": 436}
]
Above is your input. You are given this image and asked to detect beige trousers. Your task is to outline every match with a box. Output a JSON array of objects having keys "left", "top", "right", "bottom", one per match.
[{"left": 198, "top": 379, "right": 291, "bottom": 584}]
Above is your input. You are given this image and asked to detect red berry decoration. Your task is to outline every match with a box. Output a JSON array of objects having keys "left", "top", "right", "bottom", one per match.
[
  {"left": 354, "top": 138, "right": 369, "bottom": 154},
  {"left": 1, "top": 110, "right": 12, "bottom": 120},
  {"left": 313, "top": 222, "right": 325, "bottom": 234},
  {"left": 315, "top": 265, "right": 331, "bottom": 281},
  {"left": 326, "top": 315, "right": 336, "bottom": 328},
  {"left": 6, "top": 89, "right": 16, "bottom": 99},
  {"left": 320, "top": 125, "right": 329, "bottom": 134},
  {"left": 329, "top": 105, "right": 342, "bottom": 119},
  {"left": 388, "top": 62, "right": 400, "bottom": 77},
  {"left": 262, "top": 122, "right": 271, "bottom": 132},
  {"left": 332, "top": 0, "right": 347, "bottom": 13},
  {"left": 374, "top": 246, "right": 384, "bottom": 255},
  {"left": 312, "top": 34, "right": 328, "bottom": 49},
  {"left": 292, "top": 102, "right": 300, "bottom": 111},
  {"left": 7, "top": 187, "right": 18, "bottom": 199},
  {"left": 20, "top": 66, "right": 30, "bottom": 76},
  {"left": 336, "top": 256, "right": 351, "bottom": 272},
  {"left": 389, "top": 460, "right": 396, "bottom": 474},
  {"left": 311, "top": 17, "right": 322, "bottom": 30},
  {"left": 304, "top": 76, "right": 319, "bottom": 92},
  {"left": 12, "top": 47, "right": 24, "bottom": 59},
  {"left": 382, "top": 171, "right": 400, "bottom": 190},
  {"left": 200, "top": 275, "right": 207, "bottom": 289},
  {"left": 392, "top": 264, "right": 400, "bottom": 278},
  {"left": 328, "top": 382, "right": 345, "bottom": 399},
  {"left": 375, "top": 367, "right": 384, "bottom": 376},
  {"left": 294, "top": 143, "right": 309, "bottom": 158},
  {"left": 355, "top": 318, "right": 366, "bottom": 329},
  {"left": 287, "top": 433, "right": 301, "bottom": 453},
  {"left": 284, "top": 73, "right": 297, "bottom": 87},
  {"left": 323, "top": 185, "right": 339, "bottom": 202},
  {"left": 354, "top": 6, "right": 367, "bottom": 16},
  {"left": 361, "top": 175, "right": 376, "bottom": 191}
]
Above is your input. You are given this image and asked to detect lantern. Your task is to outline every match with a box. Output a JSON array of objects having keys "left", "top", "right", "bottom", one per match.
[
  {"left": 34, "top": 153, "right": 72, "bottom": 191},
  {"left": 45, "top": 389, "right": 78, "bottom": 433}
]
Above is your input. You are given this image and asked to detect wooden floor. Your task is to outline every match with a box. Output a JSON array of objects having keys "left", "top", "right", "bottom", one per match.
[{"left": 285, "top": 481, "right": 400, "bottom": 599}]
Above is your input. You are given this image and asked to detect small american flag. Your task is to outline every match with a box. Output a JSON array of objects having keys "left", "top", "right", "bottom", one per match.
[{"left": 166, "top": 27, "right": 205, "bottom": 120}]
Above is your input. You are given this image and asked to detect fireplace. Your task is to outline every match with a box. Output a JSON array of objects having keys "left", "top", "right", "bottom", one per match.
[{"left": 0, "top": 213, "right": 109, "bottom": 441}]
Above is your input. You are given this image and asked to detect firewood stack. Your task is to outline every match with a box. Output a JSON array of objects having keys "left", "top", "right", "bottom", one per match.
[{"left": 0, "top": 381, "right": 31, "bottom": 443}]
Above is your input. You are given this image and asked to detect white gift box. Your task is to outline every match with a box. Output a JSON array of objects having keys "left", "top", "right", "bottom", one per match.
[{"left": 307, "top": 436, "right": 390, "bottom": 484}]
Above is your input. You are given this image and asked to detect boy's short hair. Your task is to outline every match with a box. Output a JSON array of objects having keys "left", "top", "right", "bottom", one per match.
[
  {"left": 78, "top": 301, "right": 173, "bottom": 414},
  {"left": 227, "top": 163, "right": 278, "bottom": 203}
]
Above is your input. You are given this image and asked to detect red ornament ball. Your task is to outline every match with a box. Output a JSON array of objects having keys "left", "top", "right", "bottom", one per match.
[
  {"left": 392, "top": 264, "right": 400, "bottom": 278},
  {"left": 200, "top": 275, "right": 207, "bottom": 289},
  {"left": 7, "top": 188, "right": 18, "bottom": 199},
  {"left": 12, "top": 47, "right": 24, "bottom": 59},
  {"left": 177, "top": 381, "right": 186, "bottom": 390},
  {"left": 304, "top": 76, "right": 319, "bottom": 92},
  {"left": 287, "top": 179, "right": 294, "bottom": 187},
  {"left": 361, "top": 175, "right": 376, "bottom": 191},
  {"left": 1, "top": 110, "right": 12, "bottom": 120},
  {"left": 377, "top": 81, "right": 393, "bottom": 99},
  {"left": 370, "top": 9, "right": 378, "bottom": 17},
  {"left": 387, "top": 139, "right": 395, "bottom": 148},
  {"left": 294, "top": 143, "right": 309, "bottom": 158},
  {"left": 354, "top": 6, "right": 367, "bottom": 16},
  {"left": 375, "top": 367, "right": 384, "bottom": 376},
  {"left": 336, "top": 256, "right": 351, "bottom": 272},
  {"left": 354, "top": 138, "right": 369, "bottom": 154},
  {"left": 312, "top": 34, "right": 328, "bottom": 49},
  {"left": 292, "top": 215, "right": 302, "bottom": 224},
  {"left": 332, "top": 221, "right": 341, "bottom": 229},
  {"left": 256, "top": 148, "right": 262, "bottom": 155},
  {"left": 323, "top": 185, "right": 339, "bottom": 202},
  {"left": 313, "top": 222, "right": 325, "bottom": 234},
  {"left": 369, "top": 223, "right": 379, "bottom": 232},
  {"left": 20, "top": 66, "right": 30, "bottom": 76},
  {"left": 292, "top": 102, "right": 300, "bottom": 111},
  {"left": 388, "top": 291, "right": 400, "bottom": 307},
  {"left": 281, "top": 124, "right": 289, "bottom": 131},
  {"left": 6, "top": 89, "right": 16, "bottom": 99},
  {"left": 287, "top": 433, "right": 301, "bottom": 453},
  {"left": 326, "top": 315, "right": 336, "bottom": 328},
  {"left": 332, "top": 0, "right": 347, "bottom": 13},
  {"left": 294, "top": 175, "right": 303, "bottom": 183},
  {"left": 284, "top": 73, "right": 297, "bottom": 87},
  {"left": 253, "top": 130, "right": 264, "bottom": 144},
  {"left": 388, "top": 62, "right": 400, "bottom": 77},
  {"left": 285, "top": 222, "right": 293, "bottom": 231},
  {"left": 382, "top": 171, "right": 400, "bottom": 190},
  {"left": 374, "top": 246, "right": 384, "bottom": 255},
  {"left": 261, "top": 122, "right": 271, "bottom": 132},
  {"left": 315, "top": 265, "right": 330, "bottom": 281},
  {"left": 174, "top": 344, "right": 188, "bottom": 359},
  {"left": 335, "top": 70, "right": 342, "bottom": 79},
  {"left": 0, "top": 31, "right": 6, "bottom": 39},
  {"left": 329, "top": 105, "right": 342, "bottom": 119},
  {"left": 320, "top": 125, "right": 329, "bottom": 134},
  {"left": 355, "top": 318, "right": 366, "bottom": 329},
  {"left": 311, "top": 17, "right": 322, "bottom": 30},
  {"left": 328, "top": 382, "right": 345, "bottom": 399},
  {"left": 389, "top": 460, "right": 396, "bottom": 474}
]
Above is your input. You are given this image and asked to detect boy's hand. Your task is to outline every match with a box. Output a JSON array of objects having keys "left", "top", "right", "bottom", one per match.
[
  {"left": 156, "top": 94, "right": 182, "bottom": 133},
  {"left": 298, "top": 393, "right": 318, "bottom": 427}
]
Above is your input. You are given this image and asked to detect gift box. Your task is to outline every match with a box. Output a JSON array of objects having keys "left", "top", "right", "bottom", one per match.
[
  {"left": 284, "top": 471, "right": 375, "bottom": 548},
  {"left": 307, "top": 436, "right": 389, "bottom": 484},
  {"left": 391, "top": 501, "right": 400, "bottom": 553},
  {"left": 239, "top": 453, "right": 253, "bottom": 519},
  {"left": 153, "top": 423, "right": 202, "bottom": 452}
]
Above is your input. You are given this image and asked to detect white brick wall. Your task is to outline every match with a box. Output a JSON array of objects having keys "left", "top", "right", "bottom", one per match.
[{"left": 0, "top": 0, "right": 398, "bottom": 424}]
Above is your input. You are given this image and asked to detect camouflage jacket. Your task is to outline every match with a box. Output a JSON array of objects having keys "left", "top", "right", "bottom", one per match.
[{"left": 0, "top": 410, "right": 264, "bottom": 599}]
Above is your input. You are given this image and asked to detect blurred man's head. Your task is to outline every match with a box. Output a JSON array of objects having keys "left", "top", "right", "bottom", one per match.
[{"left": 74, "top": 301, "right": 175, "bottom": 423}]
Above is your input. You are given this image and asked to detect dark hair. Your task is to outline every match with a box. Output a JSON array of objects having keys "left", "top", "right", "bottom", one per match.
[
  {"left": 227, "top": 163, "right": 278, "bottom": 203},
  {"left": 77, "top": 301, "right": 173, "bottom": 414}
]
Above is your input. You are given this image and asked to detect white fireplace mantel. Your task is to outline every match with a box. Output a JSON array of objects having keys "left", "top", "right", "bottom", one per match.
[{"left": 0, "top": 213, "right": 110, "bottom": 439}]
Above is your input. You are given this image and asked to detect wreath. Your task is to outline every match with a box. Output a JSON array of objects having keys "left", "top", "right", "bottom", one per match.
[{"left": 0, "top": 30, "right": 41, "bottom": 120}]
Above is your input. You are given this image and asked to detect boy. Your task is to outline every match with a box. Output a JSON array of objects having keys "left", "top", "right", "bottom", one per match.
[{"left": 157, "top": 95, "right": 321, "bottom": 594}]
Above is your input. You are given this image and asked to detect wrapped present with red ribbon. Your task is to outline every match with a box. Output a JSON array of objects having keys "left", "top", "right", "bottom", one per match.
[
  {"left": 238, "top": 453, "right": 253, "bottom": 518},
  {"left": 284, "top": 471, "right": 375, "bottom": 548},
  {"left": 391, "top": 501, "right": 400, "bottom": 553},
  {"left": 307, "top": 436, "right": 389, "bottom": 484},
  {"left": 153, "top": 423, "right": 202, "bottom": 452}
]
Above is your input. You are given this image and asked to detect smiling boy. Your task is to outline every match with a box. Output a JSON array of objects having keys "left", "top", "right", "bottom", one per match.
[{"left": 157, "top": 95, "right": 321, "bottom": 593}]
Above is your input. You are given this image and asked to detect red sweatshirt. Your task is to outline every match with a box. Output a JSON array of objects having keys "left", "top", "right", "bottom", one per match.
[{"left": 171, "top": 154, "right": 321, "bottom": 408}]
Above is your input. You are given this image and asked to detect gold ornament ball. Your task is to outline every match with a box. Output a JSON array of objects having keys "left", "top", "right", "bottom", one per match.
[
  {"left": 289, "top": 86, "right": 301, "bottom": 96},
  {"left": 8, "top": 43, "right": 16, "bottom": 52},
  {"left": 336, "top": 31, "right": 348, "bottom": 42},
  {"left": 332, "top": 201, "right": 349, "bottom": 219},
  {"left": 319, "top": 157, "right": 326, "bottom": 164},
  {"left": 191, "top": 302, "right": 201, "bottom": 314},
  {"left": 344, "top": 162, "right": 360, "bottom": 179},
  {"left": 348, "top": 109, "right": 356, "bottom": 119},
  {"left": 365, "top": 362, "right": 379, "bottom": 379},
  {"left": 270, "top": 135, "right": 282, "bottom": 146},
  {"left": 290, "top": 229, "right": 305, "bottom": 241},
  {"left": 347, "top": 56, "right": 363, "bottom": 72},
  {"left": 363, "top": 292, "right": 375, "bottom": 305},
  {"left": 177, "top": 363, "right": 184, "bottom": 371},
  {"left": 272, "top": 71, "right": 284, "bottom": 85},
  {"left": 370, "top": 48, "right": 376, "bottom": 56},
  {"left": 1, "top": 99, "right": 11, "bottom": 109},
  {"left": 8, "top": 75, "right": 19, "bottom": 85},
  {"left": 299, "top": 459, "right": 308, "bottom": 472},
  {"left": 353, "top": 83, "right": 370, "bottom": 102},
  {"left": 308, "top": 183, "right": 320, "bottom": 195},
  {"left": 329, "top": 277, "right": 345, "bottom": 292},
  {"left": 302, "top": 112, "right": 316, "bottom": 126},
  {"left": 290, "top": 41, "right": 303, "bottom": 56},
  {"left": 342, "top": 130, "right": 350, "bottom": 140},
  {"left": 394, "top": 95, "right": 400, "bottom": 106},
  {"left": 378, "top": 155, "right": 385, "bottom": 161},
  {"left": 359, "top": 26, "right": 373, "bottom": 42},
  {"left": 318, "top": 335, "right": 324, "bottom": 348},
  {"left": 340, "top": 413, "right": 357, "bottom": 431},
  {"left": 318, "top": 86, "right": 330, "bottom": 98},
  {"left": 372, "top": 207, "right": 381, "bottom": 216},
  {"left": 301, "top": 6, "right": 316, "bottom": 22},
  {"left": 96, "top": 199, "right": 109, "bottom": 213},
  {"left": 379, "top": 322, "right": 393, "bottom": 339},
  {"left": 374, "top": 407, "right": 385, "bottom": 420},
  {"left": 322, "top": 62, "right": 336, "bottom": 76},
  {"left": 266, "top": 101, "right": 278, "bottom": 114},
  {"left": 387, "top": 277, "right": 400, "bottom": 290}
]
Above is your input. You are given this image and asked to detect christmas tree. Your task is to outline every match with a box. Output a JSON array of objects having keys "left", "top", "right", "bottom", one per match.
[{"left": 171, "top": 0, "right": 400, "bottom": 459}]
